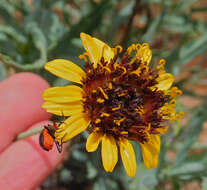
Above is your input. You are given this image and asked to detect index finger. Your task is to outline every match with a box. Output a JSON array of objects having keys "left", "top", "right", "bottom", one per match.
[{"left": 0, "top": 73, "right": 51, "bottom": 153}]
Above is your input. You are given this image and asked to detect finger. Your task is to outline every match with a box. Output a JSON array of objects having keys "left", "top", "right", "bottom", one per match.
[
  {"left": 0, "top": 120, "right": 66, "bottom": 190},
  {"left": 0, "top": 73, "right": 51, "bottom": 152}
]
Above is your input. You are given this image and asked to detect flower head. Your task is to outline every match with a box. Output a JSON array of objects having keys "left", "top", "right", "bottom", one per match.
[{"left": 42, "top": 33, "right": 183, "bottom": 177}]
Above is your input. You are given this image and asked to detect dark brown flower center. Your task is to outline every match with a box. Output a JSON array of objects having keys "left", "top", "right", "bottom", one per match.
[{"left": 82, "top": 53, "right": 169, "bottom": 143}]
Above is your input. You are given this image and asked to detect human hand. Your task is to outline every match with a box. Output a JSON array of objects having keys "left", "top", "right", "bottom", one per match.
[{"left": 0, "top": 73, "right": 65, "bottom": 190}]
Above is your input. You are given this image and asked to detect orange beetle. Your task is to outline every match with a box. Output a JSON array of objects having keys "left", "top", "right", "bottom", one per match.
[{"left": 39, "top": 122, "right": 62, "bottom": 153}]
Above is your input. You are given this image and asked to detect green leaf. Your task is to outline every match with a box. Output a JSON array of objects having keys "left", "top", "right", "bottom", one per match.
[
  {"left": 0, "top": 33, "right": 8, "bottom": 41},
  {"left": 174, "top": 107, "right": 207, "bottom": 166},
  {"left": 191, "top": 7, "right": 207, "bottom": 12},
  {"left": 175, "top": 0, "right": 197, "bottom": 12},
  {"left": 167, "top": 162, "right": 206, "bottom": 177},
  {"left": 130, "top": 164, "right": 158, "bottom": 190},
  {"left": 24, "top": 9, "right": 65, "bottom": 51},
  {"left": 144, "top": 0, "right": 161, "bottom": 3},
  {"left": 53, "top": 0, "right": 112, "bottom": 56},
  {"left": 142, "top": 11, "right": 165, "bottom": 43},
  {"left": 119, "top": 1, "right": 134, "bottom": 17},
  {"left": 162, "top": 15, "right": 193, "bottom": 33},
  {"left": 0, "top": 53, "right": 44, "bottom": 71},
  {"left": 202, "top": 177, "right": 207, "bottom": 190},
  {"left": 0, "top": 1, "right": 17, "bottom": 26},
  {"left": 87, "top": 162, "right": 98, "bottom": 179},
  {"left": 25, "top": 22, "right": 47, "bottom": 59},
  {"left": 93, "top": 178, "right": 118, "bottom": 190},
  {"left": 179, "top": 34, "right": 207, "bottom": 65},
  {"left": 0, "top": 25, "right": 27, "bottom": 44},
  {"left": 0, "top": 61, "right": 7, "bottom": 81}
]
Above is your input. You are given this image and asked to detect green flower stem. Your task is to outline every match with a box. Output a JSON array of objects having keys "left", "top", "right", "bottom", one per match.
[
  {"left": 192, "top": 142, "right": 207, "bottom": 149},
  {"left": 15, "top": 127, "right": 44, "bottom": 141}
]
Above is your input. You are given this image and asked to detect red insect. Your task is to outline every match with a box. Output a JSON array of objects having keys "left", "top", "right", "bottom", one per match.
[{"left": 39, "top": 122, "right": 62, "bottom": 153}]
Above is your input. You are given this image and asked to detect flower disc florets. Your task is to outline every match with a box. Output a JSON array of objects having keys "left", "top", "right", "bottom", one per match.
[{"left": 82, "top": 44, "right": 180, "bottom": 144}]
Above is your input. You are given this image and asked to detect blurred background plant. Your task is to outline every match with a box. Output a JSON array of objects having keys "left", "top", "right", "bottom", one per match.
[{"left": 1, "top": 0, "right": 207, "bottom": 189}]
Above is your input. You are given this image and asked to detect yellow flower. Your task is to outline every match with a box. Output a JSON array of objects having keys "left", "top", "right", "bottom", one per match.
[{"left": 42, "top": 33, "right": 183, "bottom": 177}]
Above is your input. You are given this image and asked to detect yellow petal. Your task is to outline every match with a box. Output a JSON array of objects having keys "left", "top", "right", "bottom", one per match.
[
  {"left": 42, "top": 101, "right": 83, "bottom": 116},
  {"left": 137, "top": 44, "right": 152, "bottom": 65},
  {"left": 156, "top": 73, "right": 174, "bottom": 91},
  {"left": 86, "top": 132, "right": 103, "bottom": 152},
  {"left": 155, "top": 126, "right": 169, "bottom": 134},
  {"left": 55, "top": 113, "right": 90, "bottom": 142},
  {"left": 80, "top": 33, "right": 114, "bottom": 66},
  {"left": 45, "top": 59, "right": 85, "bottom": 84},
  {"left": 42, "top": 85, "right": 84, "bottom": 103},
  {"left": 140, "top": 135, "right": 160, "bottom": 169},
  {"left": 119, "top": 139, "right": 137, "bottom": 177},
  {"left": 101, "top": 135, "right": 118, "bottom": 172}
]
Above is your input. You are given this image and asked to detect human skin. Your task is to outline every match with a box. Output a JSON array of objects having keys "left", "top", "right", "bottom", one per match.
[{"left": 0, "top": 73, "right": 64, "bottom": 190}]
